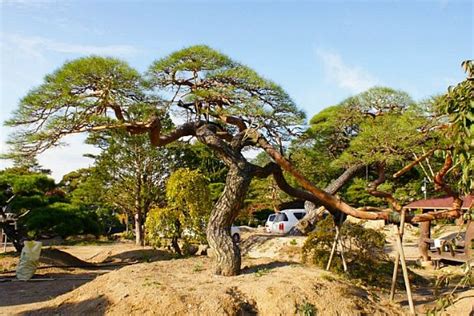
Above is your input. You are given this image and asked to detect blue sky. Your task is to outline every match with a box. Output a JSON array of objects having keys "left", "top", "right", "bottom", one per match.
[{"left": 0, "top": 0, "right": 472, "bottom": 180}]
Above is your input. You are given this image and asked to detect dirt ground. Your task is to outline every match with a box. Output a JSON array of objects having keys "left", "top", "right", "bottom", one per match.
[{"left": 1, "top": 226, "right": 473, "bottom": 315}]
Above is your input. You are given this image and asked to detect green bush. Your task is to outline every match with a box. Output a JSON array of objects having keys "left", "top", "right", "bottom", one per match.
[
  {"left": 22, "top": 202, "right": 102, "bottom": 238},
  {"left": 0, "top": 172, "right": 55, "bottom": 196},
  {"left": 145, "top": 207, "right": 175, "bottom": 248},
  {"left": 302, "top": 216, "right": 390, "bottom": 285},
  {"left": 10, "top": 194, "right": 48, "bottom": 212},
  {"left": 145, "top": 168, "right": 211, "bottom": 253}
]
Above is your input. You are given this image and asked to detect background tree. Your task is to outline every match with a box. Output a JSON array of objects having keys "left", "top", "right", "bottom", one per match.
[
  {"left": 435, "top": 60, "right": 473, "bottom": 195},
  {"left": 286, "top": 88, "right": 418, "bottom": 233},
  {"left": 145, "top": 168, "right": 211, "bottom": 254},
  {"left": 171, "top": 142, "right": 228, "bottom": 202},
  {"left": 0, "top": 168, "right": 105, "bottom": 251},
  {"left": 87, "top": 127, "right": 177, "bottom": 245},
  {"left": 61, "top": 168, "right": 123, "bottom": 235}
]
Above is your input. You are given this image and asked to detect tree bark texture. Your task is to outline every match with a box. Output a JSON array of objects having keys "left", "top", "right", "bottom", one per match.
[
  {"left": 171, "top": 219, "right": 182, "bottom": 255},
  {"left": 206, "top": 163, "right": 252, "bottom": 276},
  {"left": 418, "top": 213, "right": 431, "bottom": 262},
  {"left": 465, "top": 220, "right": 473, "bottom": 259},
  {"left": 134, "top": 212, "right": 144, "bottom": 246}
]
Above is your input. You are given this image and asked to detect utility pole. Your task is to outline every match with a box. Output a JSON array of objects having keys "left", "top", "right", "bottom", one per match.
[{"left": 421, "top": 177, "right": 428, "bottom": 199}]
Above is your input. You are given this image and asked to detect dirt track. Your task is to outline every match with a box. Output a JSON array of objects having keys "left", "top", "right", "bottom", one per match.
[{"left": 1, "top": 229, "right": 473, "bottom": 315}]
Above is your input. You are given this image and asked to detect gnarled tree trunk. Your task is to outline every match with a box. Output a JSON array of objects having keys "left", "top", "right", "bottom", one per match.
[{"left": 206, "top": 163, "right": 252, "bottom": 276}]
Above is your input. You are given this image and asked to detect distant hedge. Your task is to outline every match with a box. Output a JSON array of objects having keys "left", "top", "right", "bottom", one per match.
[{"left": 22, "top": 202, "right": 102, "bottom": 238}]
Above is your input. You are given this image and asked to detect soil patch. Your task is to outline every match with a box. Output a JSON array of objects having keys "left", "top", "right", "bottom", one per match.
[
  {"left": 3, "top": 257, "right": 403, "bottom": 316},
  {"left": 1, "top": 233, "right": 472, "bottom": 315}
]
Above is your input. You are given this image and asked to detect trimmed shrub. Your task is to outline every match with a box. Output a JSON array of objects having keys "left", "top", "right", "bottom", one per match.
[
  {"left": 302, "top": 216, "right": 391, "bottom": 285},
  {"left": 22, "top": 202, "right": 102, "bottom": 238}
]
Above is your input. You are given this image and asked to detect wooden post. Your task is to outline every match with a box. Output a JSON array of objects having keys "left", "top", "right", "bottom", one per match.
[
  {"left": 419, "top": 210, "right": 431, "bottom": 262},
  {"left": 465, "top": 220, "right": 473, "bottom": 259},
  {"left": 336, "top": 226, "right": 348, "bottom": 272},
  {"left": 389, "top": 251, "right": 400, "bottom": 301},
  {"left": 326, "top": 227, "right": 340, "bottom": 271},
  {"left": 393, "top": 209, "right": 416, "bottom": 314},
  {"left": 2, "top": 229, "right": 6, "bottom": 253},
  {"left": 390, "top": 209, "right": 407, "bottom": 301}
]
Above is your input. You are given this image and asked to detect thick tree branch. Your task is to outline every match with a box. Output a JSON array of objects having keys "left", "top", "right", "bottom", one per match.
[
  {"left": 293, "top": 163, "right": 366, "bottom": 235},
  {"left": 148, "top": 118, "right": 198, "bottom": 147},
  {"left": 195, "top": 124, "right": 247, "bottom": 168},
  {"left": 325, "top": 163, "right": 365, "bottom": 194},
  {"left": 367, "top": 163, "right": 403, "bottom": 212},
  {"left": 218, "top": 114, "right": 247, "bottom": 132},
  {"left": 432, "top": 152, "right": 463, "bottom": 213},
  {"left": 254, "top": 132, "right": 389, "bottom": 221},
  {"left": 252, "top": 162, "right": 279, "bottom": 178},
  {"left": 409, "top": 208, "right": 462, "bottom": 223}
]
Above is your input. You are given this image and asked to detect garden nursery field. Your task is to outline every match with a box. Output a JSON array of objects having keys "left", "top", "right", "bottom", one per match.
[{"left": 1, "top": 226, "right": 473, "bottom": 315}]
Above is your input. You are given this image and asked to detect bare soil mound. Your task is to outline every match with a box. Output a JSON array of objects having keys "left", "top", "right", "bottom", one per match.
[
  {"left": 39, "top": 248, "right": 95, "bottom": 268},
  {"left": 7, "top": 256, "right": 403, "bottom": 316}
]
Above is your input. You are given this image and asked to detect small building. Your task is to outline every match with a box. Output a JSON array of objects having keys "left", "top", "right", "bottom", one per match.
[{"left": 403, "top": 195, "right": 473, "bottom": 264}]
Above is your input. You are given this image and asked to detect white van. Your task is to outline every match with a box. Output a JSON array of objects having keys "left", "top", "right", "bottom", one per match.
[
  {"left": 265, "top": 214, "right": 276, "bottom": 233},
  {"left": 270, "top": 209, "right": 306, "bottom": 234}
]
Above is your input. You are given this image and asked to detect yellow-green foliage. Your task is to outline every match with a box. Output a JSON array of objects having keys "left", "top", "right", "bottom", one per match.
[
  {"left": 145, "top": 168, "right": 211, "bottom": 248},
  {"left": 166, "top": 168, "right": 212, "bottom": 224}
]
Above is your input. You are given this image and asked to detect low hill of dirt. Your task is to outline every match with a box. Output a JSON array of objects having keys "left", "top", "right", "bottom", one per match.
[
  {"left": 6, "top": 256, "right": 402, "bottom": 316},
  {"left": 2, "top": 233, "right": 472, "bottom": 315}
]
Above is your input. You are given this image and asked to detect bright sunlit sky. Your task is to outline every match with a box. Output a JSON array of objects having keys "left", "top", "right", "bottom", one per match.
[{"left": 0, "top": 0, "right": 472, "bottom": 181}]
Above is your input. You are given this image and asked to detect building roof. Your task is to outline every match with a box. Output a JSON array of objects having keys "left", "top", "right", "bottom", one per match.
[{"left": 403, "top": 195, "right": 473, "bottom": 210}]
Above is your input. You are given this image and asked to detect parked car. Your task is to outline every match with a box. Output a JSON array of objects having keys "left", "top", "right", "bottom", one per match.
[
  {"left": 432, "top": 232, "right": 466, "bottom": 251},
  {"left": 231, "top": 226, "right": 241, "bottom": 243},
  {"left": 265, "top": 214, "right": 276, "bottom": 233},
  {"left": 271, "top": 209, "right": 306, "bottom": 234}
]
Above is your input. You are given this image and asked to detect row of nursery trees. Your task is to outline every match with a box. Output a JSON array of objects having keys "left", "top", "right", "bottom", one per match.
[{"left": 1, "top": 45, "right": 472, "bottom": 276}]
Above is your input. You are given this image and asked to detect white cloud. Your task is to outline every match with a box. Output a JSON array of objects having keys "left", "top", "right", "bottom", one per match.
[
  {"left": 316, "top": 49, "right": 379, "bottom": 94},
  {"left": 36, "top": 134, "right": 99, "bottom": 181},
  {"left": 0, "top": 134, "right": 99, "bottom": 182},
  {"left": 1, "top": 33, "right": 139, "bottom": 58}
]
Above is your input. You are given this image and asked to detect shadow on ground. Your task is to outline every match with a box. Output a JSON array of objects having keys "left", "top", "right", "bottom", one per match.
[
  {"left": 104, "top": 249, "right": 175, "bottom": 263},
  {"left": 0, "top": 272, "right": 103, "bottom": 307},
  {"left": 17, "top": 296, "right": 110, "bottom": 316},
  {"left": 241, "top": 260, "right": 296, "bottom": 274},
  {"left": 398, "top": 287, "right": 474, "bottom": 311},
  {"left": 0, "top": 248, "right": 175, "bottom": 308}
]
